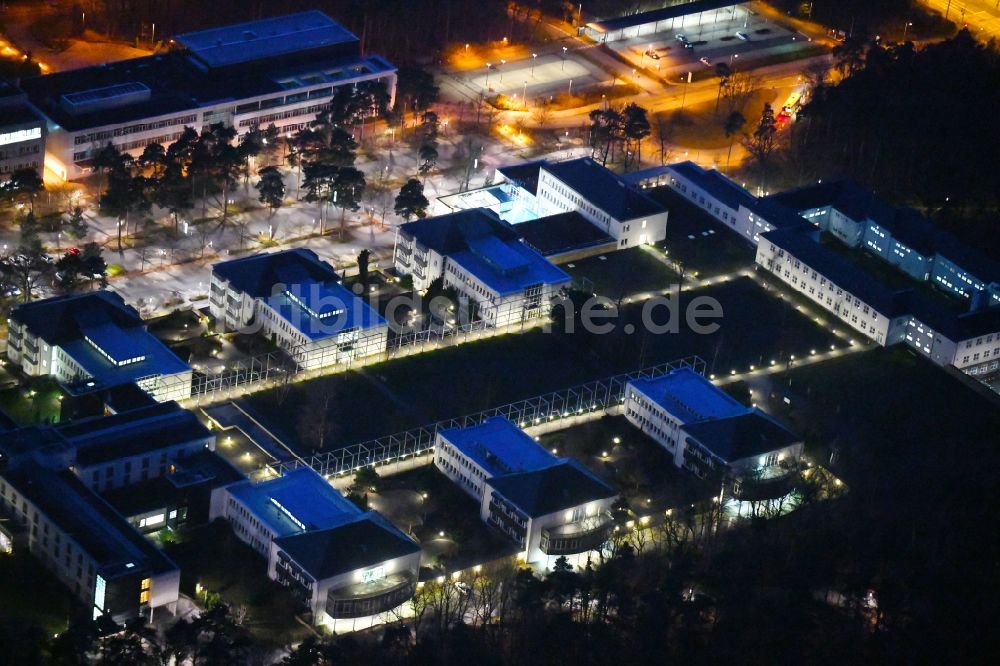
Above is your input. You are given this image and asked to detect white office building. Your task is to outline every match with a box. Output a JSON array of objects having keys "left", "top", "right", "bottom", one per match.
[
  {"left": 435, "top": 417, "right": 618, "bottom": 568},
  {"left": 21, "top": 12, "right": 396, "bottom": 180},
  {"left": 7, "top": 291, "right": 192, "bottom": 402},
  {"left": 211, "top": 467, "right": 420, "bottom": 630},
  {"left": 625, "top": 369, "right": 802, "bottom": 477},
  {"left": 395, "top": 209, "right": 572, "bottom": 327},
  {"left": 210, "top": 249, "right": 388, "bottom": 370}
]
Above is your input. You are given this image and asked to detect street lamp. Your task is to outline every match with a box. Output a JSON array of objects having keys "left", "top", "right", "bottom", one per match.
[
  {"left": 522, "top": 81, "right": 527, "bottom": 109},
  {"left": 531, "top": 52, "right": 537, "bottom": 75},
  {"left": 562, "top": 46, "right": 568, "bottom": 71},
  {"left": 499, "top": 59, "right": 506, "bottom": 85},
  {"left": 903, "top": 21, "right": 913, "bottom": 40},
  {"left": 485, "top": 62, "right": 492, "bottom": 88}
]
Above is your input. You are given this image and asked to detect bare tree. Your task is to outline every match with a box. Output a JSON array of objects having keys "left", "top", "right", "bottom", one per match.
[{"left": 722, "top": 69, "right": 761, "bottom": 115}]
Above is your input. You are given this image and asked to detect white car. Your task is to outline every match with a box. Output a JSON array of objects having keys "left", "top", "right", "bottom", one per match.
[
  {"left": 736, "top": 31, "right": 750, "bottom": 41},
  {"left": 675, "top": 33, "right": 688, "bottom": 43},
  {"left": 699, "top": 57, "right": 712, "bottom": 67}
]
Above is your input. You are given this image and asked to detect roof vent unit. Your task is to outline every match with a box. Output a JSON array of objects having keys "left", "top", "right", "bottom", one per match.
[{"left": 59, "top": 82, "right": 151, "bottom": 116}]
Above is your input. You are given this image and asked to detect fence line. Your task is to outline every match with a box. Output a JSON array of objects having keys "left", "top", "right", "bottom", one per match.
[{"left": 270, "top": 355, "right": 706, "bottom": 477}]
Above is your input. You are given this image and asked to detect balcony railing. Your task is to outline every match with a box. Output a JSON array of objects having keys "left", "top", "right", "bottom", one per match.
[
  {"left": 325, "top": 573, "right": 416, "bottom": 619},
  {"left": 540, "top": 513, "right": 614, "bottom": 556}
]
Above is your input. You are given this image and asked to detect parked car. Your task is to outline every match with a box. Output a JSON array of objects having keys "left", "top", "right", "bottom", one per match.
[
  {"left": 736, "top": 31, "right": 750, "bottom": 41},
  {"left": 675, "top": 33, "right": 688, "bottom": 43},
  {"left": 699, "top": 57, "right": 712, "bottom": 67},
  {"left": 646, "top": 49, "right": 660, "bottom": 60}
]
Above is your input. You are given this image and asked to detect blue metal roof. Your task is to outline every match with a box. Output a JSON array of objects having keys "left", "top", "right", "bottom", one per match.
[
  {"left": 226, "top": 467, "right": 359, "bottom": 538},
  {"left": 264, "top": 279, "right": 386, "bottom": 341},
  {"left": 213, "top": 249, "right": 341, "bottom": 299},
  {"left": 629, "top": 369, "right": 746, "bottom": 425},
  {"left": 449, "top": 238, "right": 570, "bottom": 297},
  {"left": 61, "top": 326, "right": 190, "bottom": 392},
  {"left": 439, "top": 416, "right": 557, "bottom": 476},
  {"left": 485, "top": 459, "right": 617, "bottom": 519},
  {"left": 669, "top": 161, "right": 757, "bottom": 211},
  {"left": 175, "top": 11, "right": 357, "bottom": 69},
  {"left": 541, "top": 158, "right": 666, "bottom": 221}
]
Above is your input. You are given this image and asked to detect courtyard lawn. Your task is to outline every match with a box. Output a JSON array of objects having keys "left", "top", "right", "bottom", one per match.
[
  {"left": 0, "top": 552, "right": 81, "bottom": 635},
  {"left": 538, "top": 415, "right": 718, "bottom": 515},
  {"left": 647, "top": 186, "right": 757, "bottom": 277},
  {"left": 560, "top": 246, "right": 681, "bottom": 301},
  {"left": 0, "top": 377, "right": 66, "bottom": 425},
  {"left": 243, "top": 277, "right": 840, "bottom": 455},
  {"left": 369, "top": 465, "right": 516, "bottom": 573},
  {"left": 761, "top": 347, "right": 1000, "bottom": 486},
  {"left": 164, "top": 521, "right": 312, "bottom": 649}
]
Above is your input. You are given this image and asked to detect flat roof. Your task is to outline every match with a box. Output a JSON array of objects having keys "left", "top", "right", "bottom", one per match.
[
  {"left": 274, "top": 512, "right": 419, "bottom": 581},
  {"left": 400, "top": 208, "right": 520, "bottom": 255},
  {"left": 450, "top": 238, "right": 570, "bottom": 296},
  {"left": 58, "top": 401, "right": 212, "bottom": 466},
  {"left": 542, "top": 158, "right": 666, "bottom": 221},
  {"left": 439, "top": 416, "right": 558, "bottom": 476},
  {"left": 264, "top": 279, "right": 386, "bottom": 341},
  {"left": 213, "top": 248, "right": 339, "bottom": 299},
  {"left": 629, "top": 368, "right": 746, "bottom": 425},
  {"left": 498, "top": 161, "right": 544, "bottom": 195},
  {"left": 682, "top": 410, "right": 800, "bottom": 463},
  {"left": 668, "top": 161, "right": 757, "bottom": 211},
  {"left": 175, "top": 11, "right": 357, "bottom": 69},
  {"left": 20, "top": 48, "right": 392, "bottom": 133},
  {"left": 486, "top": 459, "right": 616, "bottom": 519},
  {"left": 515, "top": 211, "right": 613, "bottom": 256},
  {"left": 761, "top": 227, "right": 904, "bottom": 315},
  {"left": 2, "top": 462, "right": 177, "bottom": 579},
  {"left": 226, "top": 467, "right": 359, "bottom": 538},
  {"left": 589, "top": 0, "right": 743, "bottom": 33}
]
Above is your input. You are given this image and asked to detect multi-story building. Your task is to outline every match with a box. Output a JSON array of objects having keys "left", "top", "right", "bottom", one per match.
[
  {"left": 661, "top": 161, "right": 807, "bottom": 243},
  {"left": 756, "top": 227, "right": 1000, "bottom": 376},
  {"left": 0, "top": 402, "right": 219, "bottom": 622},
  {"left": 211, "top": 467, "right": 420, "bottom": 630},
  {"left": 7, "top": 291, "right": 192, "bottom": 402},
  {"left": 518, "top": 157, "right": 669, "bottom": 248},
  {"left": 210, "top": 249, "right": 388, "bottom": 370},
  {"left": 20, "top": 11, "right": 396, "bottom": 180},
  {"left": 0, "top": 82, "right": 46, "bottom": 178},
  {"left": 625, "top": 368, "right": 802, "bottom": 477},
  {"left": 435, "top": 416, "right": 618, "bottom": 568},
  {"left": 395, "top": 209, "right": 572, "bottom": 327},
  {"left": 764, "top": 179, "right": 1000, "bottom": 306}
]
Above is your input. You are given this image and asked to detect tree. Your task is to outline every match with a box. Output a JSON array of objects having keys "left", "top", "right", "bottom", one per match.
[
  {"left": 152, "top": 162, "right": 192, "bottom": 237},
  {"left": 1, "top": 236, "right": 52, "bottom": 303},
  {"left": 255, "top": 166, "right": 285, "bottom": 222},
  {"left": 302, "top": 161, "right": 338, "bottom": 234},
  {"left": 55, "top": 242, "right": 107, "bottom": 293},
  {"left": 715, "top": 62, "right": 732, "bottom": 113},
  {"left": 622, "top": 103, "right": 651, "bottom": 169},
  {"left": 418, "top": 142, "right": 439, "bottom": 177},
  {"left": 5, "top": 168, "right": 45, "bottom": 214},
  {"left": 723, "top": 111, "right": 747, "bottom": 168},
  {"left": 742, "top": 102, "right": 778, "bottom": 192},
  {"left": 394, "top": 178, "right": 429, "bottom": 220},
  {"left": 721, "top": 69, "right": 760, "bottom": 115},
  {"left": 331, "top": 167, "right": 366, "bottom": 241},
  {"left": 137, "top": 142, "right": 167, "bottom": 179},
  {"left": 357, "top": 248, "right": 372, "bottom": 289},
  {"left": 65, "top": 206, "right": 88, "bottom": 239},
  {"left": 297, "top": 385, "right": 338, "bottom": 451},
  {"left": 100, "top": 163, "right": 150, "bottom": 253}
]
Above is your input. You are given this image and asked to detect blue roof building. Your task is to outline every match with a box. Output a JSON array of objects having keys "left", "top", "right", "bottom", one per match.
[
  {"left": 7, "top": 291, "right": 191, "bottom": 402},
  {"left": 625, "top": 369, "right": 803, "bottom": 475},
  {"left": 213, "top": 467, "right": 420, "bottom": 627},
  {"left": 211, "top": 249, "right": 388, "bottom": 370},
  {"left": 436, "top": 417, "right": 617, "bottom": 567}
]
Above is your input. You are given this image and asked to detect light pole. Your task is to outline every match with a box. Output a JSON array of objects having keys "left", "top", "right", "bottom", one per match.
[
  {"left": 902, "top": 21, "right": 912, "bottom": 41},
  {"left": 522, "top": 81, "right": 528, "bottom": 109},
  {"left": 568, "top": 78, "right": 573, "bottom": 96},
  {"left": 485, "top": 63, "right": 492, "bottom": 89},
  {"left": 531, "top": 52, "right": 537, "bottom": 76},
  {"left": 562, "top": 46, "right": 567, "bottom": 71},
  {"left": 499, "top": 59, "right": 506, "bottom": 85}
]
